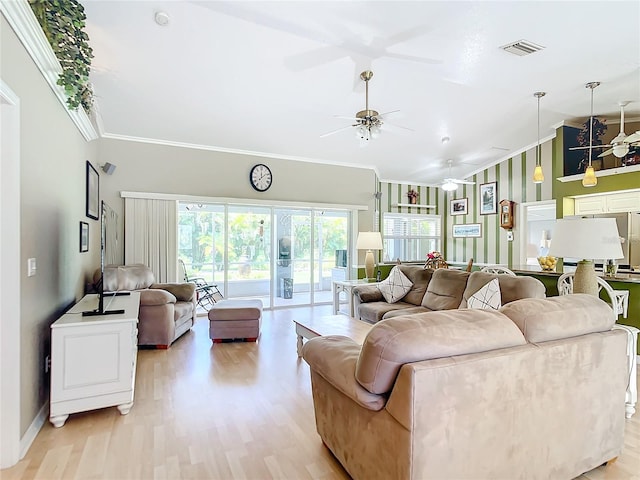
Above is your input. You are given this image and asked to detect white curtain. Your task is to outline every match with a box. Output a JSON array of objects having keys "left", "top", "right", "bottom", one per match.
[{"left": 124, "top": 198, "right": 177, "bottom": 282}]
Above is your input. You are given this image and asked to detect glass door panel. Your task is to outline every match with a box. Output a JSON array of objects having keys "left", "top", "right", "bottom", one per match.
[
  {"left": 314, "top": 210, "right": 348, "bottom": 304},
  {"left": 227, "top": 206, "right": 272, "bottom": 307},
  {"left": 273, "top": 209, "right": 311, "bottom": 307},
  {"left": 178, "top": 203, "right": 226, "bottom": 296}
]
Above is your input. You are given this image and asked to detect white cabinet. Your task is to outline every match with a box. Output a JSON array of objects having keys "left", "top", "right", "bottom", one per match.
[
  {"left": 574, "top": 196, "right": 606, "bottom": 215},
  {"left": 607, "top": 191, "right": 640, "bottom": 213},
  {"left": 574, "top": 191, "right": 640, "bottom": 215},
  {"left": 49, "top": 292, "right": 140, "bottom": 427}
]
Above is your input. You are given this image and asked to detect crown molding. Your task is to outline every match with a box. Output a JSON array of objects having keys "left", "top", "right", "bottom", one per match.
[{"left": 0, "top": 0, "right": 97, "bottom": 141}]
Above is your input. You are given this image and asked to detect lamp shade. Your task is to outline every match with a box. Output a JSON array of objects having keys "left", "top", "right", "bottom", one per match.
[
  {"left": 548, "top": 218, "right": 623, "bottom": 261},
  {"left": 582, "top": 166, "right": 597, "bottom": 187},
  {"left": 356, "top": 231, "right": 383, "bottom": 250}
]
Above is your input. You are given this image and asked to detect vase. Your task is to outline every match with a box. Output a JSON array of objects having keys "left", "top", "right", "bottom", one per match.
[{"left": 409, "top": 197, "right": 417, "bottom": 204}]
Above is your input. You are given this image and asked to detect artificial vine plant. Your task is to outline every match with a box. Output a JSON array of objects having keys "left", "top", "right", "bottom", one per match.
[{"left": 29, "top": 0, "right": 94, "bottom": 112}]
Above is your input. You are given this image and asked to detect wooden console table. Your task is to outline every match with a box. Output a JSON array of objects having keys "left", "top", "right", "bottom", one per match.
[{"left": 49, "top": 292, "right": 140, "bottom": 427}]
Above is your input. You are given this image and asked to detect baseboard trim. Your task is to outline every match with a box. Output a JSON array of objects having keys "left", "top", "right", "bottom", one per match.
[{"left": 20, "top": 402, "right": 48, "bottom": 460}]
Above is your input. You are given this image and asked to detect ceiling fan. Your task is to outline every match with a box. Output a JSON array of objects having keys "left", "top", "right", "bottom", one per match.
[
  {"left": 569, "top": 96, "right": 639, "bottom": 159},
  {"left": 320, "top": 70, "right": 410, "bottom": 141},
  {"left": 597, "top": 102, "right": 640, "bottom": 158},
  {"left": 441, "top": 159, "right": 475, "bottom": 192}
]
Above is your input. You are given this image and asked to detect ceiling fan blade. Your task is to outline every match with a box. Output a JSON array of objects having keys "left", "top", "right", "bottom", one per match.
[
  {"left": 597, "top": 148, "right": 614, "bottom": 158},
  {"left": 568, "top": 144, "right": 610, "bottom": 151},
  {"left": 378, "top": 109, "right": 401, "bottom": 118},
  {"left": 454, "top": 180, "right": 475, "bottom": 185},
  {"left": 625, "top": 132, "right": 640, "bottom": 143},
  {"left": 334, "top": 115, "right": 360, "bottom": 121},
  {"left": 320, "top": 125, "right": 354, "bottom": 138}
]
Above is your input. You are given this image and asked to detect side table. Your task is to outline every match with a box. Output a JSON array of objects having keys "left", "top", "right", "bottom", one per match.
[{"left": 332, "top": 279, "right": 378, "bottom": 317}]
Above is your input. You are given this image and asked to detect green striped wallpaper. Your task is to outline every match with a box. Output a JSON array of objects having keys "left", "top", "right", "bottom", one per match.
[{"left": 379, "top": 138, "right": 555, "bottom": 265}]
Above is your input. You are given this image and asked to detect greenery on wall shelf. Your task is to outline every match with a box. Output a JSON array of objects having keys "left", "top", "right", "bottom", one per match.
[{"left": 29, "top": 0, "right": 94, "bottom": 113}]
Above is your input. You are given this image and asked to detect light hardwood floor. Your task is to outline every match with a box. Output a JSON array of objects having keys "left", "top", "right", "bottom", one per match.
[{"left": 2, "top": 306, "right": 639, "bottom": 480}]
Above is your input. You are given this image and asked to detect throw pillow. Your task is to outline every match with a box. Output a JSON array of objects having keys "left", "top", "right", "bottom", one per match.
[
  {"left": 377, "top": 266, "right": 413, "bottom": 303},
  {"left": 467, "top": 278, "right": 502, "bottom": 310}
]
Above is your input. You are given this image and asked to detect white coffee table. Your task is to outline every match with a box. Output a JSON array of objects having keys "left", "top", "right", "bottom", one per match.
[{"left": 293, "top": 315, "right": 372, "bottom": 357}]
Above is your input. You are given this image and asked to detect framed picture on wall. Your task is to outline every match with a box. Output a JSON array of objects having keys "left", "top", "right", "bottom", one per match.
[
  {"left": 479, "top": 181, "right": 497, "bottom": 215},
  {"left": 452, "top": 223, "right": 482, "bottom": 238},
  {"left": 450, "top": 198, "right": 468, "bottom": 216},
  {"left": 79, "top": 221, "right": 89, "bottom": 252},
  {"left": 86, "top": 161, "right": 99, "bottom": 220}
]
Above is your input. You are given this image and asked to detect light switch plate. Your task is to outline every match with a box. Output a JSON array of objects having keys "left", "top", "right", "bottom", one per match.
[
  {"left": 27, "top": 258, "right": 37, "bottom": 277},
  {"left": 506, "top": 231, "right": 514, "bottom": 242}
]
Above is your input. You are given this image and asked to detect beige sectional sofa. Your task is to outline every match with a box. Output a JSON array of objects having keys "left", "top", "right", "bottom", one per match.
[
  {"left": 353, "top": 265, "right": 546, "bottom": 323},
  {"left": 302, "top": 294, "right": 628, "bottom": 480},
  {"left": 100, "top": 264, "right": 196, "bottom": 348}
]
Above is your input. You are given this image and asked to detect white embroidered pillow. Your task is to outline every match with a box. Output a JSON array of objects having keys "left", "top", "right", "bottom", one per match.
[
  {"left": 377, "top": 266, "right": 413, "bottom": 303},
  {"left": 467, "top": 278, "right": 502, "bottom": 310}
]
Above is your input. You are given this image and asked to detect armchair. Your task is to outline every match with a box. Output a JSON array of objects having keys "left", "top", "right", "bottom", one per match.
[{"left": 100, "top": 264, "right": 196, "bottom": 348}]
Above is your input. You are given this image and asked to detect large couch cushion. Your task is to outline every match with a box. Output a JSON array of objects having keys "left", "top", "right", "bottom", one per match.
[
  {"left": 151, "top": 282, "right": 195, "bottom": 302},
  {"left": 460, "top": 271, "right": 546, "bottom": 308},
  {"left": 397, "top": 265, "right": 433, "bottom": 306},
  {"left": 102, "top": 264, "right": 154, "bottom": 291},
  {"left": 377, "top": 266, "right": 413, "bottom": 303},
  {"left": 421, "top": 268, "right": 470, "bottom": 311},
  {"left": 355, "top": 308, "right": 527, "bottom": 394},
  {"left": 358, "top": 301, "right": 417, "bottom": 324},
  {"left": 500, "top": 294, "right": 616, "bottom": 343}
]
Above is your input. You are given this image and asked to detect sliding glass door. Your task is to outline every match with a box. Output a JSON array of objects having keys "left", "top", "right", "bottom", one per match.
[{"left": 178, "top": 203, "right": 349, "bottom": 309}]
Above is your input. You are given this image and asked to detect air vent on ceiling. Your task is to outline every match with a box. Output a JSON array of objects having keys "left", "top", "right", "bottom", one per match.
[{"left": 500, "top": 40, "right": 544, "bottom": 56}]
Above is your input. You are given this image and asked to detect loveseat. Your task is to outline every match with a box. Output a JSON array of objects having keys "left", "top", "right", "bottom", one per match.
[
  {"left": 302, "top": 294, "right": 628, "bottom": 480},
  {"left": 353, "top": 265, "right": 546, "bottom": 323},
  {"left": 99, "top": 264, "right": 197, "bottom": 348}
]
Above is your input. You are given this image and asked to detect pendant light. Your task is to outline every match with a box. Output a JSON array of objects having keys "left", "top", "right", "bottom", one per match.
[
  {"left": 582, "top": 82, "right": 600, "bottom": 188},
  {"left": 532, "top": 92, "right": 546, "bottom": 183}
]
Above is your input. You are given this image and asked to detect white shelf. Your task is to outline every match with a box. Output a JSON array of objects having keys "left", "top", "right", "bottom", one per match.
[
  {"left": 392, "top": 203, "right": 436, "bottom": 208},
  {"left": 557, "top": 164, "right": 640, "bottom": 183}
]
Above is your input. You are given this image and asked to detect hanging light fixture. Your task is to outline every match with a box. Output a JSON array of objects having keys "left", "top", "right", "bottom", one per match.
[
  {"left": 582, "top": 82, "right": 600, "bottom": 188},
  {"left": 532, "top": 91, "right": 546, "bottom": 184}
]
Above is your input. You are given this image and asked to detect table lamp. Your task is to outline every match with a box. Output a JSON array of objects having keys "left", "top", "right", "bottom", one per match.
[
  {"left": 356, "top": 232, "right": 383, "bottom": 281},
  {"left": 548, "top": 218, "right": 623, "bottom": 295}
]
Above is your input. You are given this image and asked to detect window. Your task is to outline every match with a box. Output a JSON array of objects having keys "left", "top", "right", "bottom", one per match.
[{"left": 382, "top": 213, "right": 441, "bottom": 262}]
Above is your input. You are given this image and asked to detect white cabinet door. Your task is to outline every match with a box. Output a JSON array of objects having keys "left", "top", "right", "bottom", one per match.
[
  {"left": 574, "top": 196, "right": 606, "bottom": 215},
  {"left": 607, "top": 192, "right": 640, "bottom": 213},
  {"left": 51, "top": 322, "right": 135, "bottom": 402}
]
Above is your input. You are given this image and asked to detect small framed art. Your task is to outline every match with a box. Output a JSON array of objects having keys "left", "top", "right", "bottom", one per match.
[
  {"left": 450, "top": 198, "right": 468, "bottom": 216},
  {"left": 479, "top": 181, "right": 497, "bottom": 215},
  {"left": 80, "top": 221, "right": 89, "bottom": 252},
  {"left": 452, "top": 223, "right": 482, "bottom": 238},
  {"left": 86, "top": 161, "right": 99, "bottom": 220}
]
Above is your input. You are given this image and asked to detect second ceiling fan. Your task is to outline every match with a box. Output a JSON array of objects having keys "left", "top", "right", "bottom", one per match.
[{"left": 441, "top": 159, "right": 475, "bottom": 192}]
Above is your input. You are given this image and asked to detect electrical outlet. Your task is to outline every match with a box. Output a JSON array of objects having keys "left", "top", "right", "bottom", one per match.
[{"left": 44, "top": 355, "right": 51, "bottom": 373}]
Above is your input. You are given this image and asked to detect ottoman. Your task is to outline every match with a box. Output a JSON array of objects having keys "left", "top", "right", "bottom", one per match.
[{"left": 208, "top": 299, "right": 263, "bottom": 343}]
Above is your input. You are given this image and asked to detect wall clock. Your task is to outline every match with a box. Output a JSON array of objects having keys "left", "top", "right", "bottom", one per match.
[{"left": 249, "top": 164, "right": 272, "bottom": 192}]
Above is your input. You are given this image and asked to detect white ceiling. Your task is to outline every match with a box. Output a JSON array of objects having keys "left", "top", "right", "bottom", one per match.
[{"left": 83, "top": 1, "right": 640, "bottom": 186}]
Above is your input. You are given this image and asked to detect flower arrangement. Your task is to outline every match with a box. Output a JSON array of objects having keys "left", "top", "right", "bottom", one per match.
[
  {"left": 407, "top": 189, "right": 419, "bottom": 204},
  {"left": 425, "top": 251, "right": 448, "bottom": 269},
  {"left": 426, "top": 251, "right": 442, "bottom": 260}
]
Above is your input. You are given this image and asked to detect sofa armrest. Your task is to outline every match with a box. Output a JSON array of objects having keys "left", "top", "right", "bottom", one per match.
[
  {"left": 353, "top": 284, "right": 383, "bottom": 303},
  {"left": 140, "top": 288, "right": 176, "bottom": 306},
  {"left": 302, "top": 336, "right": 386, "bottom": 411},
  {"left": 150, "top": 282, "right": 195, "bottom": 302}
]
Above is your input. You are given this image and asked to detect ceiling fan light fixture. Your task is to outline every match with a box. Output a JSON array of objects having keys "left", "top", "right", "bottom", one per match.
[
  {"left": 582, "top": 165, "right": 597, "bottom": 187},
  {"left": 613, "top": 143, "right": 629, "bottom": 158},
  {"left": 442, "top": 181, "right": 458, "bottom": 192}
]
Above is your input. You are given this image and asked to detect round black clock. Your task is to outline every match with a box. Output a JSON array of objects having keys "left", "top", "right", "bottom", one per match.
[{"left": 249, "top": 163, "right": 272, "bottom": 192}]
